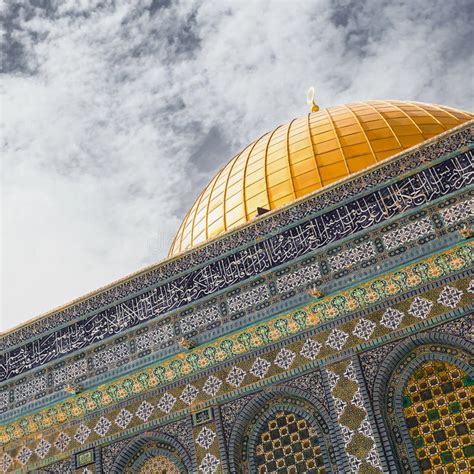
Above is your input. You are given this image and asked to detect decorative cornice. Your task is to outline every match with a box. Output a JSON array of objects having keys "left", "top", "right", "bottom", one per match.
[
  {"left": 1, "top": 122, "right": 472, "bottom": 350},
  {"left": 1, "top": 240, "right": 471, "bottom": 448}
]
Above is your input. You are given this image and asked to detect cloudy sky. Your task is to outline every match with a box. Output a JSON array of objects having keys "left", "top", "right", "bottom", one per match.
[{"left": 1, "top": 0, "right": 473, "bottom": 331}]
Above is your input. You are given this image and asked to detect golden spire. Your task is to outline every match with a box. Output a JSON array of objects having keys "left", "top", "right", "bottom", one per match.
[{"left": 306, "top": 86, "right": 320, "bottom": 112}]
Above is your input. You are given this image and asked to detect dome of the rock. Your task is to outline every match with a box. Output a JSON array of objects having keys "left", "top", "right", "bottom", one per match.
[{"left": 169, "top": 100, "right": 473, "bottom": 256}]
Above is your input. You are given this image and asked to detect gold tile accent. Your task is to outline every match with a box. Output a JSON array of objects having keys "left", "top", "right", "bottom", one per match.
[
  {"left": 254, "top": 411, "right": 326, "bottom": 474},
  {"left": 402, "top": 361, "right": 474, "bottom": 473}
]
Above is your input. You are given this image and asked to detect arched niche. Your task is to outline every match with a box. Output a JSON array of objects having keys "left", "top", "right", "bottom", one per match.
[
  {"left": 109, "top": 432, "right": 192, "bottom": 474},
  {"left": 227, "top": 386, "right": 338, "bottom": 473},
  {"left": 372, "top": 332, "right": 473, "bottom": 473}
]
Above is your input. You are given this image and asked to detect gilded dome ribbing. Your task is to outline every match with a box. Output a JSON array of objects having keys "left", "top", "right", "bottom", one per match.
[{"left": 169, "top": 100, "right": 473, "bottom": 256}]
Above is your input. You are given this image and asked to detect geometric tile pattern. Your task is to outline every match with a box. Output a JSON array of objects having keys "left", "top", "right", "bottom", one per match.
[
  {"left": 195, "top": 426, "right": 216, "bottom": 450},
  {"left": 437, "top": 286, "right": 463, "bottom": 309},
  {"left": 2, "top": 244, "right": 472, "bottom": 471},
  {"left": 254, "top": 410, "right": 326, "bottom": 473},
  {"left": 383, "top": 217, "right": 433, "bottom": 251},
  {"left": 138, "top": 455, "right": 180, "bottom": 474},
  {"left": 402, "top": 361, "right": 474, "bottom": 473},
  {"left": 228, "top": 285, "right": 270, "bottom": 313},
  {"left": 408, "top": 297, "right": 433, "bottom": 320},
  {"left": 276, "top": 263, "right": 321, "bottom": 293},
  {"left": 193, "top": 414, "right": 221, "bottom": 474},
  {"left": 179, "top": 306, "right": 220, "bottom": 335},
  {"left": 329, "top": 241, "right": 376, "bottom": 271},
  {"left": 326, "top": 360, "right": 383, "bottom": 473},
  {"left": 440, "top": 198, "right": 473, "bottom": 225},
  {"left": 199, "top": 453, "right": 220, "bottom": 474}
]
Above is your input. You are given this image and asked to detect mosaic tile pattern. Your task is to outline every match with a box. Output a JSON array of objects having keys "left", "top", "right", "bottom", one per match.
[
  {"left": 440, "top": 198, "right": 473, "bottom": 225},
  {"left": 138, "top": 455, "right": 180, "bottom": 474},
  {"left": 329, "top": 241, "right": 376, "bottom": 271},
  {"left": 275, "top": 263, "right": 321, "bottom": 293},
  {"left": 383, "top": 217, "right": 433, "bottom": 251},
  {"left": 3, "top": 149, "right": 472, "bottom": 387},
  {"left": 3, "top": 192, "right": 472, "bottom": 418},
  {"left": 254, "top": 410, "right": 326, "bottom": 474},
  {"left": 403, "top": 361, "right": 474, "bottom": 473},
  {"left": 326, "top": 360, "right": 383, "bottom": 473},
  {"left": 2, "top": 245, "right": 472, "bottom": 472},
  {"left": 228, "top": 285, "right": 270, "bottom": 313},
  {"left": 180, "top": 306, "right": 220, "bottom": 335},
  {"left": 192, "top": 414, "right": 221, "bottom": 474},
  {"left": 2, "top": 126, "right": 471, "bottom": 355}
]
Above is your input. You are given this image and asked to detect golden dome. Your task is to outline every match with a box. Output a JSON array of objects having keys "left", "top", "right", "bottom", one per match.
[{"left": 169, "top": 100, "right": 473, "bottom": 256}]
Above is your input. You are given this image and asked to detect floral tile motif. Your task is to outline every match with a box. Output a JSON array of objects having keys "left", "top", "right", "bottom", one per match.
[
  {"left": 195, "top": 426, "right": 216, "bottom": 450},
  {"left": 250, "top": 357, "right": 271, "bottom": 379},
  {"left": 115, "top": 409, "right": 133, "bottom": 429},
  {"left": 366, "top": 446, "right": 383, "bottom": 470},
  {"left": 0, "top": 453, "right": 12, "bottom": 472},
  {"left": 226, "top": 367, "right": 246, "bottom": 387},
  {"left": 359, "top": 417, "right": 374, "bottom": 440},
  {"left": 16, "top": 446, "right": 32, "bottom": 466},
  {"left": 440, "top": 198, "right": 473, "bottom": 225},
  {"left": 329, "top": 241, "right": 376, "bottom": 271},
  {"left": 326, "top": 329, "right": 349, "bottom": 350},
  {"left": 180, "top": 306, "right": 220, "bottom": 335},
  {"left": 437, "top": 285, "right": 463, "bottom": 308},
  {"left": 54, "top": 432, "right": 71, "bottom": 452},
  {"left": 199, "top": 452, "right": 220, "bottom": 474},
  {"left": 467, "top": 279, "right": 474, "bottom": 294},
  {"left": 408, "top": 297, "right": 433, "bottom": 319},
  {"left": 353, "top": 318, "right": 376, "bottom": 341},
  {"left": 273, "top": 348, "right": 296, "bottom": 370},
  {"left": 135, "top": 400, "right": 154, "bottom": 422},
  {"left": 35, "top": 438, "right": 51, "bottom": 459},
  {"left": 136, "top": 324, "right": 174, "bottom": 352},
  {"left": 94, "top": 417, "right": 111, "bottom": 437},
  {"left": 344, "top": 362, "right": 357, "bottom": 382},
  {"left": 74, "top": 424, "right": 91, "bottom": 445},
  {"left": 202, "top": 375, "right": 222, "bottom": 397},
  {"left": 157, "top": 393, "right": 176, "bottom": 413},
  {"left": 227, "top": 285, "right": 269, "bottom": 313},
  {"left": 380, "top": 308, "right": 404, "bottom": 329},
  {"left": 300, "top": 339, "right": 322, "bottom": 360},
  {"left": 333, "top": 397, "right": 347, "bottom": 418},
  {"left": 180, "top": 384, "right": 199, "bottom": 405},
  {"left": 275, "top": 263, "right": 321, "bottom": 293},
  {"left": 326, "top": 370, "right": 340, "bottom": 390},
  {"left": 382, "top": 217, "right": 433, "bottom": 250}
]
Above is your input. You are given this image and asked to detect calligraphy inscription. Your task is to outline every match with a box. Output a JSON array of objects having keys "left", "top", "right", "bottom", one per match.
[{"left": 1, "top": 151, "right": 473, "bottom": 382}]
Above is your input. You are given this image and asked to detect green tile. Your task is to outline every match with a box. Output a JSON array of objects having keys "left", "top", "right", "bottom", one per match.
[
  {"left": 440, "top": 451, "right": 454, "bottom": 464},
  {"left": 427, "top": 409, "right": 440, "bottom": 421},
  {"left": 463, "top": 444, "right": 474, "bottom": 458},
  {"left": 462, "top": 375, "right": 473, "bottom": 387},
  {"left": 402, "top": 395, "right": 412, "bottom": 408},
  {"left": 448, "top": 402, "right": 460, "bottom": 414},
  {"left": 413, "top": 436, "right": 424, "bottom": 448}
]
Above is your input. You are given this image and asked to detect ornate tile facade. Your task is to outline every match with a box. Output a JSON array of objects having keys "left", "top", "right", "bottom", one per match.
[{"left": 1, "top": 124, "right": 473, "bottom": 473}]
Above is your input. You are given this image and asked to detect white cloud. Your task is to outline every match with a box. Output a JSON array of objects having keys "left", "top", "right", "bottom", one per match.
[{"left": 1, "top": 0, "right": 472, "bottom": 330}]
